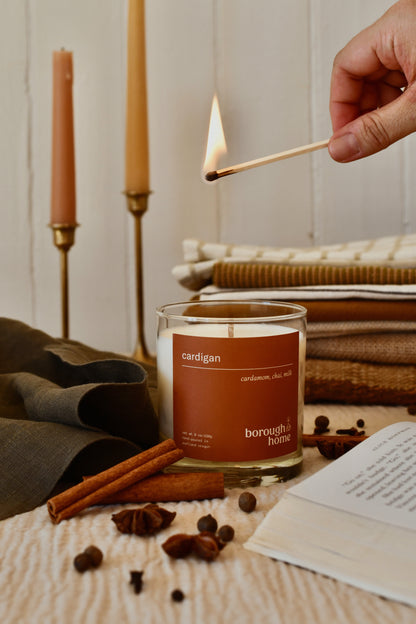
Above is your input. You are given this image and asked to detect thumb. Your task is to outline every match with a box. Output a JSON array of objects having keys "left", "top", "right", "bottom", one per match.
[{"left": 328, "top": 88, "right": 416, "bottom": 163}]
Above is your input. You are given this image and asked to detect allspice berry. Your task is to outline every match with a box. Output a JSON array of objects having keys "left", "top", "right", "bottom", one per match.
[
  {"left": 73, "top": 552, "right": 92, "bottom": 573},
  {"left": 197, "top": 514, "right": 218, "bottom": 533},
  {"left": 218, "top": 525, "right": 234, "bottom": 542},
  {"left": 84, "top": 545, "right": 103, "bottom": 568},
  {"left": 314, "top": 415, "right": 329, "bottom": 433},
  {"left": 73, "top": 545, "right": 104, "bottom": 573},
  {"left": 238, "top": 491, "right": 257, "bottom": 513}
]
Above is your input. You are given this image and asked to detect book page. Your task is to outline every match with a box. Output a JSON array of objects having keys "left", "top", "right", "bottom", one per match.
[
  {"left": 245, "top": 495, "right": 416, "bottom": 607},
  {"left": 290, "top": 421, "right": 416, "bottom": 531}
]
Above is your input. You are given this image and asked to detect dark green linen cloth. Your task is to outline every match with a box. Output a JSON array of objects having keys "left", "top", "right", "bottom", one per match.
[{"left": 0, "top": 317, "right": 159, "bottom": 520}]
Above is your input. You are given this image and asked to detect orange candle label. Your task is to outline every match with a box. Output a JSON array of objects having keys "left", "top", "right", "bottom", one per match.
[{"left": 172, "top": 332, "right": 299, "bottom": 461}]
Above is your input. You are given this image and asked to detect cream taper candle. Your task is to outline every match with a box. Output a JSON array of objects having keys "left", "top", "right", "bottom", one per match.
[{"left": 125, "top": 0, "right": 150, "bottom": 193}]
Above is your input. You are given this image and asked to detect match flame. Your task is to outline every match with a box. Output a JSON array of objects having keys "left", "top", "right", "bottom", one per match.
[{"left": 202, "top": 94, "right": 227, "bottom": 176}]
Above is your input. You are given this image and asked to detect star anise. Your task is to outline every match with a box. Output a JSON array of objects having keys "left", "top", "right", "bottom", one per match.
[
  {"left": 162, "top": 531, "right": 225, "bottom": 561},
  {"left": 192, "top": 531, "right": 224, "bottom": 561},
  {"left": 112, "top": 504, "right": 176, "bottom": 536}
]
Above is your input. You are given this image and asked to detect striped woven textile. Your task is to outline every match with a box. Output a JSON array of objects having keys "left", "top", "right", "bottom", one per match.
[{"left": 212, "top": 262, "right": 416, "bottom": 289}]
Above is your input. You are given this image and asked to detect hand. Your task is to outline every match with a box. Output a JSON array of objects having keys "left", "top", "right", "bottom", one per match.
[{"left": 328, "top": 0, "right": 416, "bottom": 162}]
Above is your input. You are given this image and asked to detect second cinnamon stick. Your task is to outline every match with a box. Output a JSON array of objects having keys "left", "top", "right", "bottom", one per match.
[{"left": 94, "top": 472, "right": 225, "bottom": 504}]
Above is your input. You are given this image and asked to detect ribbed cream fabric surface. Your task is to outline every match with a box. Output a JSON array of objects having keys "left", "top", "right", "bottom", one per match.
[{"left": 1, "top": 404, "right": 414, "bottom": 624}]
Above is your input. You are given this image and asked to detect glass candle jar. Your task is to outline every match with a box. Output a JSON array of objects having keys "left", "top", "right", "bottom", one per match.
[{"left": 156, "top": 300, "right": 306, "bottom": 486}]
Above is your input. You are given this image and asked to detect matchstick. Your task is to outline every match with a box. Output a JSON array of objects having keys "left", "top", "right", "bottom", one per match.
[{"left": 205, "top": 139, "right": 329, "bottom": 181}]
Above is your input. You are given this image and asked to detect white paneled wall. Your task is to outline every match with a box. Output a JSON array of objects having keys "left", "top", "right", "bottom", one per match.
[{"left": 1, "top": 0, "right": 414, "bottom": 354}]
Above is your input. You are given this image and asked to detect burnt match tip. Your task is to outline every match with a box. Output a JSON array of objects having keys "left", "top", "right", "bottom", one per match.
[{"left": 205, "top": 171, "right": 219, "bottom": 182}]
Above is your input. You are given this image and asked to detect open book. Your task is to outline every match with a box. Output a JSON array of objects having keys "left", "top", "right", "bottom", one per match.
[{"left": 245, "top": 421, "right": 416, "bottom": 607}]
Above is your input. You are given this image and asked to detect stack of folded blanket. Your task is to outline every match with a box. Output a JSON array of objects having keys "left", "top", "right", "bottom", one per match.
[{"left": 172, "top": 234, "right": 416, "bottom": 406}]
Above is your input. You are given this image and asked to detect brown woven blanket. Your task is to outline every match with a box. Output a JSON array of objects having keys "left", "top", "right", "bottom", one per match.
[
  {"left": 296, "top": 299, "right": 416, "bottom": 322},
  {"left": 305, "top": 358, "right": 416, "bottom": 406},
  {"left": 307, "top": 332, "right": 416, "bottom": 365}
]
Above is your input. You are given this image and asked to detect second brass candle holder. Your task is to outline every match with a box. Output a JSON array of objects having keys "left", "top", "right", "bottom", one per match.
[
  {"left": 124, "top": 190, "right": 155, "bottom": 365},
  {"left": 49, "top": 223, "right": 78, "bottom": 339}
]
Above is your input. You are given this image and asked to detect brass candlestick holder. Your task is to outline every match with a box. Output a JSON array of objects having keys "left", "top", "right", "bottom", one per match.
[
  {"left": 49, "top": 223, "right": 78, "bottom": 339},
  {"left": 124, "top": 190, "right": 155, "bottom": 365}
]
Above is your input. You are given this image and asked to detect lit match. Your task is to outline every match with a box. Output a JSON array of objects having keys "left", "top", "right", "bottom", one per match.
[
  {"left": 205, "top": 139, "right": 330, "bottom": 182},
  {"left": 202, "top": 95, "right": 329, "bottom": 182}
]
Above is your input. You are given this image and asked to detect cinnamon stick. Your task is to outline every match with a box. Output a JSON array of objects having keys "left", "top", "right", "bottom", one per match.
[
  {"left": 316, "top": 437, "right": 365, "bottom": 459},
  {"left": 93, "top": 472, "right": 225, "bottom": 504},
  {"left": 302, "top": 433, "right": 368, "bottom": 447},
  {"left": 47, "top": 439, "right": 184, "bottom": 523},
  {"left": 303, "top": 433, "right": 368, "bottom": 459}
]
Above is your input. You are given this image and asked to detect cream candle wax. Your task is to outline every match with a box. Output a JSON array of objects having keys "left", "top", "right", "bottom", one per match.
[{"left": 157, "top": 301, "right": 306, "bottom": 485}]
